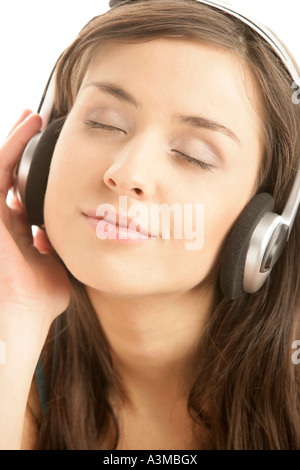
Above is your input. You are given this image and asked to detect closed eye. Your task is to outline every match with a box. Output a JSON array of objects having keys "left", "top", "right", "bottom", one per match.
[
  {"left": 173, "top": 150, "right": 214, "bottom": 172},
  {"left": 84, "top": 119, "right": 126, "bottom": 135}
]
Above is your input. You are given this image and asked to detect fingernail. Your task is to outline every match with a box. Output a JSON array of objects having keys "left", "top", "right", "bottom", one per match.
[{"left": 20, "top": 109, "right": 33, "bottom": 120}]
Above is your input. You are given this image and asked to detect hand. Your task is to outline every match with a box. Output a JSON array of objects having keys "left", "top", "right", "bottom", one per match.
[{"left": 0, "top": 110, "right": 71, "bottom": 322}]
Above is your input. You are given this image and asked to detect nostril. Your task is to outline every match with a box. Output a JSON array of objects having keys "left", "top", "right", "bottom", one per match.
[{"left": 109, "top": 179, "right": 117, "bottom": 187}]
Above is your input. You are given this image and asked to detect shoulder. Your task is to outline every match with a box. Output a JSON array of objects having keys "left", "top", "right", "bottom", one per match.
[{"left": 21, "top": 377, "right": 42, "bottom": 450}]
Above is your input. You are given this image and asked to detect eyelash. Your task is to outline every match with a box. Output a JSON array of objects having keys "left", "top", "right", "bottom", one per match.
[
  {"left": 84, "top": 120, "right": 213, "bottom": 172},
  {"left": 84, "top": 119, "right": 126, "bottom": 135},
  {"left": 173, "top": 150, "right": 213, "bottom": 172}
]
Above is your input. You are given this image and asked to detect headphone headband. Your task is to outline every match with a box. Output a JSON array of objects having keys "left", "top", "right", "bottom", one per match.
[{"left": 110, "top": 0, "right": 300, "bottom": 87}]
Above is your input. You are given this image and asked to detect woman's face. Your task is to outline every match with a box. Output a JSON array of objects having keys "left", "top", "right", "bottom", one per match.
[{"left": 44, "top": 39, "right": 264, "bottom": 296}]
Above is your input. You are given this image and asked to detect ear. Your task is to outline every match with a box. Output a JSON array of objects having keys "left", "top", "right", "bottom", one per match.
[{"left": 220, "top": 193, "right": 274, "bottom": 300}]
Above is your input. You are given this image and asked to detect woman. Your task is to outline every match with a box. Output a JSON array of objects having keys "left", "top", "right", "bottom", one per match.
[{"left": 0, "top": 0, "right": 299, "bottom": 450}]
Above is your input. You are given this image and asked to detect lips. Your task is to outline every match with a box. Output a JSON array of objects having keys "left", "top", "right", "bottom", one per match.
[{"left": 83, "top": 210, "right": 159, "bottom": 238}]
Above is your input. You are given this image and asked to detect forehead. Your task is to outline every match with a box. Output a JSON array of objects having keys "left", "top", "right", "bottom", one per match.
[{"left": 78, "top": 38, "right": 263, "bottom": 142}]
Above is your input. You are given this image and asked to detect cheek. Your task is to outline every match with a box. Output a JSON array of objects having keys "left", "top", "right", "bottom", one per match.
[
  {"left": 44, "top": 128, "right": 102, "bottom": 220},
  {"left": 185, "top": 176, "right": 258, "bottom": 281},
  {"left": 43, "top": 134, "right": 84, "bottom": 253}
]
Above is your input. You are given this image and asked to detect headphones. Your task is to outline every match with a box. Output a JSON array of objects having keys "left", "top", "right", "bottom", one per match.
[{"left": 14, "top": 0, "right": 300, "bottom": 300}]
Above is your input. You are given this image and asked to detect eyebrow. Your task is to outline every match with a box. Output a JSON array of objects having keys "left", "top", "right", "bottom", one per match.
[
  {"left": 84, "top": 81, "right": 140, "bottom": 107},
  {"left": 84, "top": 81, "right": 240, "bottom": 144}
]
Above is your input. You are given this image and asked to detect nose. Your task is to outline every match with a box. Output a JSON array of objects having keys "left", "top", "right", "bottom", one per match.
[{"left": 103, "top": 130, "right": 162, "bottom": 200}]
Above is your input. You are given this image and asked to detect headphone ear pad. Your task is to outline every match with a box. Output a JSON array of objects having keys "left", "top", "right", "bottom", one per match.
[
  {"left": 220, "top": 193, "right": 274, "bottom": 300},
  {"left": 24, "top": 118, "right": 64, "bottom": 227}
]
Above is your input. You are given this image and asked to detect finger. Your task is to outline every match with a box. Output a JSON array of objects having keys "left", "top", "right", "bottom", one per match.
[
  {"left": 0, "top": 191, "right": 32, "bottom": 242},
  {"left": 34, "top": 228, "right": 57, "bottom": 256},
  {"left": 6, "top": 191, "right": 26, "bottom": 212},
  {"left": 6, "top": 109, "right": 33, "bottom": 138},
  {"left": 0, "top": 112, "right": 42, "bottom": 198}
]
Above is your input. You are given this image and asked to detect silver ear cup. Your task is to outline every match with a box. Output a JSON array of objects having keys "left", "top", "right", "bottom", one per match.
[
  {"left": 220, "top": 193, "right": 275, "bottom": 300},
  {"left": 15, "top": 60, "right": 57, "bottom": 219},
  {"left": 14, "top": 119, "right": 64, "bottom": 227},
  {"left": 244, "top": 166, "right": 300, "bottom": 294},
  {"left": 243, "top": 213, "right": 288, "bottom": 294},
  {"left": 15, "top": 132, "right": 42, "bottom": 209}
]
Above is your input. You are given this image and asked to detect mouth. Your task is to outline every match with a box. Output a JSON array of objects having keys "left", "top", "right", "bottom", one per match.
[{"left": 82, "top": 211, "right": 159, "bottom": 240}]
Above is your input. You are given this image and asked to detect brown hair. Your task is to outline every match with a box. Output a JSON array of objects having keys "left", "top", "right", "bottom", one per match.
[{"left": 37, "top": 0, "right": 300, "bottom": 449}]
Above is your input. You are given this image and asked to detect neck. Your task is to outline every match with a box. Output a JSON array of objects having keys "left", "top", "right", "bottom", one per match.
[{"left": 86, "top": 284, "right": 215, "bottom": 410}]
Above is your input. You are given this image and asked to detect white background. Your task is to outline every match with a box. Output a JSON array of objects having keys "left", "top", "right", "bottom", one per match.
[{"left": 0, "top": 0, "right": 299, "bottom": 143}]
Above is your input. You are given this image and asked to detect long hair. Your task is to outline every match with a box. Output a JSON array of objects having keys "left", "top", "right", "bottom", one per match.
[{"left": 37, "top": 0, "right": 300, "bottom": 449}]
